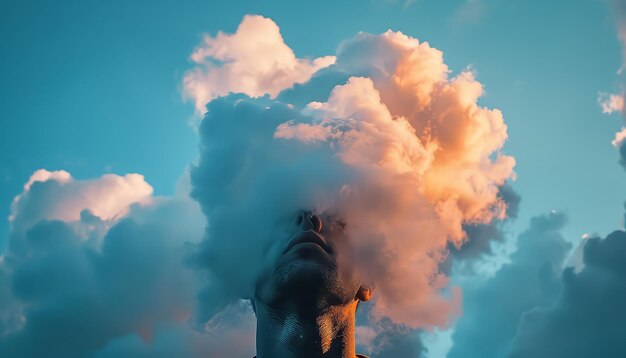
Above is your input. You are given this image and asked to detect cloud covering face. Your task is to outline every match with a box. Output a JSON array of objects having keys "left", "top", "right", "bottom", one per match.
[{"left": 188, "top": 16, "right": 516, "bottom": 332}]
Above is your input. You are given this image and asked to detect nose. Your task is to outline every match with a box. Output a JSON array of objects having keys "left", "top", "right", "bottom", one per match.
[{"left": 297, "top": 212, "right": 323, "bottom": 233}]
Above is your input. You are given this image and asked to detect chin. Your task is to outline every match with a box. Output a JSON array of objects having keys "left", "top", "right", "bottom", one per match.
[
  {"left": 279, "top": 256, "right": 335, "bottom": 285},
  {"left": 266, "top": 258, "right": 336, "bottom": 301}
]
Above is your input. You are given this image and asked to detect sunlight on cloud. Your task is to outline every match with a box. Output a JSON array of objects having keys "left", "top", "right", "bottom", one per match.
[
  {"left": 187, "top": 17, "right": 515, "bottom": 349},
  {"left": 9, "top": 169, "right": 153, "bottom": 229},
  {"left": 2, "top": 14, "right": 518, "bottom": 357},
  {"left": 183, "top": 15, "right": 335, "bottom": 115}
]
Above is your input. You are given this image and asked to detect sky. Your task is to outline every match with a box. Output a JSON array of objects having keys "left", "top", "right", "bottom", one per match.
[{"left": 1, "top": 0, "right": 625, "bottom": 357}]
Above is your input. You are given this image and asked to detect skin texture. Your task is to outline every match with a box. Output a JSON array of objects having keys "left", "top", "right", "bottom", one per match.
[{"left": 253, "top": 212, "right": 371, "bottom": 358}]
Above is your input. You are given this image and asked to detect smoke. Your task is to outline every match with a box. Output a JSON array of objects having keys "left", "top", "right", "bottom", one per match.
[{"left": 187, "top": 16, "right": 516, "bottom": 333}]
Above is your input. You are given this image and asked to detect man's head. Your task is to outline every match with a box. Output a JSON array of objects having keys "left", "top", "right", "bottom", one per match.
[{"left": 253, "top": 211, "right": 371, "bottom": 314}]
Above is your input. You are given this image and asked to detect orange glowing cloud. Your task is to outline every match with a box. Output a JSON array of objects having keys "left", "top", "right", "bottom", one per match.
[
  {"left": 273, "top": 30, "right": 514, "bottom": 328},
  {"left": 189, "top": 18, "right": 515, "bottom": 332}
]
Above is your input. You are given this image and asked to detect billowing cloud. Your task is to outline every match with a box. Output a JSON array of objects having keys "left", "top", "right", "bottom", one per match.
[
  {"left": 0, "top": 170, "right": 208, "bottom": 357},
  {"left": 9, "top": 169, "right": 152, "bottom": 235},
  {"left": 1, "top": 14, "right": 520, "bottom": 357},
  {"left": 189, "top": 18, "right": 516, "bottom": 338},
  {"left": 183, "top": 15, "right": 335, "bottom": 114},
  {"left": 449, "top": 183, "right": 520, "bottom": 267},
  {"left": 448, "top": 212, "right": 572, "bottom": 358},
  {"left": 510, "top": 230, "right": 626, "bottom": 358}
]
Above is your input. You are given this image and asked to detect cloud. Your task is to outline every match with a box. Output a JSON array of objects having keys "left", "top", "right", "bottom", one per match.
[
  {"left": 356, "top": 318, "right": 425, "bottom": 358},
  {"left": 603, "top": 1, "right": 626, "bottom": 161},
  {"left": 509, "top": 230, "right": 626, "bottom": 358},
  {"left": 613, "top": 127, "right": 626, "bottom": 148},
  {"left": 0, "top": 170, "right": 209, "bottom": 357},
  {"left": 9, "top": 169, "right": 152, "bottom": 235},
  {"left": 599, "top": 92, "right": 625, "bottom": 114},
  {"left": 609, "top": 0, "right": 626, "bottom": 71},
  {"left": 449, "top": 183, "right": 521, "bottom": 267},
  {"left": 189, "top": 18, "right": 516, "bottom": 339},
  {"left": 183, "top": 15, "right": 335, "bottom": 114},
  {"left": 1, "top": 15, "right": 519, "bottom": 356},
  {"left": 612, "top": 128, "right": 626, "bottom": 170},
  {"left": 448, "top": 212, "right": 571, "bottom": 358},
  {"left": 94, "top": 302, "right": 256, "bottom": 358}
]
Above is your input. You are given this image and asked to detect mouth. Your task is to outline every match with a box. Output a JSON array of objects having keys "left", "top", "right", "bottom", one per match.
[{"left": 283, "top": 230, "right": 331, "bottom": 255}]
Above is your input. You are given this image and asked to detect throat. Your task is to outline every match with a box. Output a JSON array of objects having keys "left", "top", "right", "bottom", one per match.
[{"left": 255, "top": 301, "right": 358, "bottom": 358}]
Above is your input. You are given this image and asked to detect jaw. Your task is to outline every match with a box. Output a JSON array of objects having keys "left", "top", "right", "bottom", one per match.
[
  {"left": 254, "top": 232, "right": 362, "bottom": 313},
  {"left": 272, "top": 260, "right": 339, "bottom": 311},
  {"left": 258, "top": 261, "right": 362, "bottom": 317}
]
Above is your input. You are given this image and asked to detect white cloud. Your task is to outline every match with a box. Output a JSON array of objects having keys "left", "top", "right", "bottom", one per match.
[
  {"left": 183, "top": 15, "right": 335, "bottom": 114},
  {"left": 191, "top": 25, "right": 515, "bottom": 332},
  {"left": 0, "top": 170, "right": 208, "bottom": 356},
  {"left": 9, "top": 169, "right": 152, "bottom": 234}
]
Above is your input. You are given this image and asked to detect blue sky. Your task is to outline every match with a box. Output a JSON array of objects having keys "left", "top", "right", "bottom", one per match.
[
  {"left": 2, "top": 0, "right": 623, "bottom": 251},
  {"left": 1, "top": 1, "right": 626, "bottom": 356}
]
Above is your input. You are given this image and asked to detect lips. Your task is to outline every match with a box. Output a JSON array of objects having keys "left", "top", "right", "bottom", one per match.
[{"left": 283, "top": 230, "right": 331, "bottom": 254}]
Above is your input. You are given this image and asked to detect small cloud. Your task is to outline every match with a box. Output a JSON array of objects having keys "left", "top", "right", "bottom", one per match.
[
  {"left": 612, "top": 127, "right": 626, "bottom": 148},
  {"left": 598, "top": 92, "right": 625, "bottom": 114}
]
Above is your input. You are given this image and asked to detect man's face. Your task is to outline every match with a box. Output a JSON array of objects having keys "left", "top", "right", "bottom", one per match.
[{"left": 254, "top": 212, "right": 367, "bottom": 310}]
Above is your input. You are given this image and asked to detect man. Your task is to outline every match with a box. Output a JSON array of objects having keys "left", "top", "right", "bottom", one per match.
[{"left": 252, "top": 212, "right": 372, "bottom": 358}]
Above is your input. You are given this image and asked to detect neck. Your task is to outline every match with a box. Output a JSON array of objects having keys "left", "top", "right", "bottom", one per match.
[{"left": 255, "top": 300, "right": 359, "bottom": 358}]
